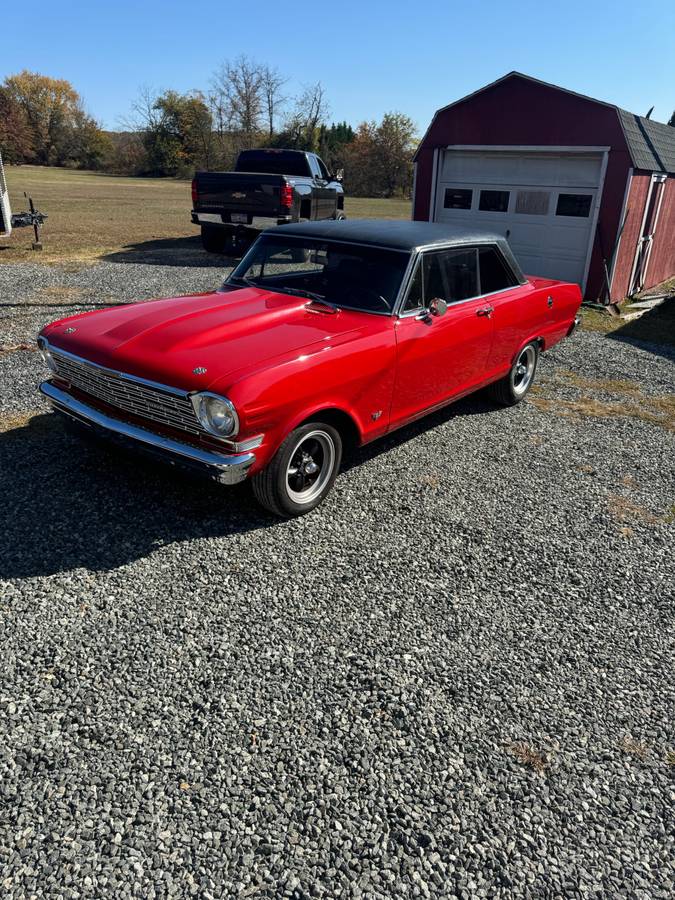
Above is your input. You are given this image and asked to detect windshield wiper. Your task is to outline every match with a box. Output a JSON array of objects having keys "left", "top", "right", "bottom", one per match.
[
  {"left": 272, "top": 287, "right": 337, "bottom": 307},
  {"left": 229, "top": 274, "right": 259, "bottom": 288}
]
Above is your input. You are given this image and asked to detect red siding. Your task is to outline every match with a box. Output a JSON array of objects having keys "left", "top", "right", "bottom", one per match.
[
  {"left": 645, "top": 175, "right": 675, "bottom": 290},
  {"left": 610, "top": 173, "right": 651, "bottom": 300},
  {"left": 413, "top": 76, "right": 634, "bottom": 299}
]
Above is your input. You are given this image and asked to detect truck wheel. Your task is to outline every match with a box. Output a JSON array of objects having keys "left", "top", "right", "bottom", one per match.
[
  {"left": 252, "top": 422, "right": 342, "bottom": 517},
  {"left": 201, "top": 226, "right": 226, "bottom": 254},
  {"left": 488, "top": 342, "right": 539, "bottom": 406},
  {"left": 334, "top": 212, "right": 346, "bottom": 220}
]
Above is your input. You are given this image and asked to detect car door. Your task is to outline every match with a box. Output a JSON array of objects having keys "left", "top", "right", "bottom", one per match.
[
  {"left": 391, "top": 246, "right": 494, "bottom": 428},
  {"left": 308, "top": 154, "right": 331, "bottom": 220},
  {"left": 315, "top": 155, "right": 337, "bottom": 219}
]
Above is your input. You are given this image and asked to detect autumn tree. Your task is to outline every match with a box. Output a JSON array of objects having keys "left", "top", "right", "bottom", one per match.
[
  {"left": 2, "top": 70, "right": 109, "bottom": 168},
  {"left": 132, "top": 88, "right": 214, "bottom": 176},
  {"left": 0, "top": 87, "right": 34, "bottom": 162},
  {"left": 343, "top": 112, "right": 417, "bottom": 197}
]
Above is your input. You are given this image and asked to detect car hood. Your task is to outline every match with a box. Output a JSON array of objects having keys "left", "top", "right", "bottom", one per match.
[{"left": 41, "top": 287, "right": 369, "bottom": 391}]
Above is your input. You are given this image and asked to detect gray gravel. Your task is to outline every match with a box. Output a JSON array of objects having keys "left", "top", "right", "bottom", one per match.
[{"left": 1, "top": 260, "right": 674, "bottom": 899}]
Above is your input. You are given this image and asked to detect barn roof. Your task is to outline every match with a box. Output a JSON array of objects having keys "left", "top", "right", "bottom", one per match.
[{"left": 416, "top": 72, "right": 675, "bottom": 174}]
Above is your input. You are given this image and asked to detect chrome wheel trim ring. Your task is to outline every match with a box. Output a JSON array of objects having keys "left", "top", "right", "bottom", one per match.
[
  {"left": 285, "top": 430, "right": 336, "bottom": 505},
  {"left": 512, "top": 345, "right": 536, "bottom": 396}
]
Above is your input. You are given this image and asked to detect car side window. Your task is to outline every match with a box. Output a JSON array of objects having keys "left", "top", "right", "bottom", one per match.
[
  {"left": 402, "top": 247, "right": 480, "bottom": 311},
  {"left": 478, "top": 246, "right": 519, "bottom": 294},
  {"left": 308, "top": 155, "right": 323, "bottom": 179}
]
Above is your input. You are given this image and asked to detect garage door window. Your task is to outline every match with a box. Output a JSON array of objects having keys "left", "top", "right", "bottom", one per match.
[
  {"left": 478, "top": 246, "right": 519, "bottom": 294},
  {"left": 479, "top": 190, "right": 509, "bottom": 213},
  {"left": 515, "top": 190, "right": 550, "bottom": 215},
  {"left": 444, "top": 188, "right": 472, "bottom": 209},
  {"left": 556, "top": 194, "right": 592, "bottom": 217}
]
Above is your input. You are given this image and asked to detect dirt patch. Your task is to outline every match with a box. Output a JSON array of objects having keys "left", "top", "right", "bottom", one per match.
[
  {"left": 529, "top": 391, "right": 674, "bottom": 432},
  {"left": 607, "top": 495, "right": 662, "bottom": 526},
  {"left": 506, "top": 742, "right": 549, "bottom": 775}
]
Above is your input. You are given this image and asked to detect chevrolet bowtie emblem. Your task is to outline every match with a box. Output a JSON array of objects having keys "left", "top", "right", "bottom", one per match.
[{"left": 193, "top": 366, "right": 207, "bottom": 375}]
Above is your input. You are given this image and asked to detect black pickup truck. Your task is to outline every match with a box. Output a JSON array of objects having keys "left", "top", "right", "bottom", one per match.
[{"left": 191, "top": 148, "right": 345, "bottom": 254}]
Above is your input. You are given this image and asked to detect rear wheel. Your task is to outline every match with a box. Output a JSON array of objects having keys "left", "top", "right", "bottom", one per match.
[
  {"left": 488, "top": 341, "right": 539, "bottom": 406},
  {"left": 201, "top": 226, "right": 226, "bottom": 254},
  {"left": 252, "top": 422, "right": 342, "bottom": 517}
]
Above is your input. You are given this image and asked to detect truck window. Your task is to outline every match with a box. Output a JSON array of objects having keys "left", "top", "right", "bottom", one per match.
[
  {"left": 316, "top": 157, "right": 331, "bottom": 180},
  {"left": 307, "top": 155, "right": 322, "bottom": 179},
  {"left": 234, "top": 150, "right": 311, "bottom": 177}
]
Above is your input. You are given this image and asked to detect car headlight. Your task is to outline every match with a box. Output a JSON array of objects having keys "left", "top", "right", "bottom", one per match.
[
  {"left": 190, "top": 392, "right": 239, "bottom": 438},
  {"left": 37, "top": 337, "right": 57, "bottom": 372}
]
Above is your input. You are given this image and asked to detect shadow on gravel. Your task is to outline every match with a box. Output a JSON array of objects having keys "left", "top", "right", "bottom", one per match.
[
  {"left": 0, "top": 394, "right": 496, "bottom": 579},
  {"left": 103, "top": 235, "right": 238, "bottom": 269},
  {"left": 606, "top": 296, "right": 675, "bottom": 362}
]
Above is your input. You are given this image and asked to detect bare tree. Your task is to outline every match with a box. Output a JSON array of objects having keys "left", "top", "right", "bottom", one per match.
[
  {"left": 210, "top": 56, "right": 263, "bottom": 141},
  {"left": 260, "top": 65, "right": 287, "bottom": 137},
  {"left": 285, "top": 82, "right": 329, "bottom": 149}
]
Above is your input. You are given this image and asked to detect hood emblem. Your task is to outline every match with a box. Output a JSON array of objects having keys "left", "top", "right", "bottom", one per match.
[
  {"left": 193, "top": 366, "right": 208, "bottom": 375},
  {"left": 232, "top": 192, "right": 246, "bottom": 199},
  {"left": 64, "top": 327, "right": 77, "bottom": 334}
]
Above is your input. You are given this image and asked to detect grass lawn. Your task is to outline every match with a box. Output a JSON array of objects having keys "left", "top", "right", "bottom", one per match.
[{"left": 0, "top": 166, "right": 410, "bottom": 265}]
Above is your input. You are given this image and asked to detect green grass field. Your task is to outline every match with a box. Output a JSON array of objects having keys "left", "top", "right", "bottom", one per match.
[{"left": 0, "top": 166, "right": 411, "bottom": 265}]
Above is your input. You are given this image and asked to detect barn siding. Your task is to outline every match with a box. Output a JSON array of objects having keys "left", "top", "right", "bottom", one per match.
[
  {"left": 413, "top": 76, "right": 634, "bottom": 299},
  {"left": 644, "top": 175, "right": 675, "bottom": 290},
  {"left": 610, "top": 172, "right": 652, "bottom": 300}
]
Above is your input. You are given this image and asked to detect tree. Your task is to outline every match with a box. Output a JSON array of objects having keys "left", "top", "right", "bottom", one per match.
[
  {"left": 210, "top": 56, "right": 263, "bottom": 140},
  {"left": 283, "top": 82, "right": 329, "bottom": 150},
  {"left": 0, "top": 87, "right": 34, "bottom": 162},
  {"left": 319, "top": 121, "right": 355, "bottom": 173},
  {"left": 131, "top": 88, "right": 214, "bottom": 176},
  {"left": 260, "top": 65, "right": 287, "bottom": 138},
  {"left": 343, "top": 112, "right": 417, "bottom": 197},
  {"left": 2, "top": 70, "right": 110, "bottom": 169}
]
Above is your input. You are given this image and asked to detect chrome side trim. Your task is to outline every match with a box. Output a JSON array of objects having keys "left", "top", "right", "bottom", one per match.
[{"left": 40, "top": 381, "right": 255, "bottom": 485}]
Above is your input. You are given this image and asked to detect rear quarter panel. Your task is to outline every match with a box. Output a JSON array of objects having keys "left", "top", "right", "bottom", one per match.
[{"left": 490, "top": 278, "right": 582, "bottom": 373}]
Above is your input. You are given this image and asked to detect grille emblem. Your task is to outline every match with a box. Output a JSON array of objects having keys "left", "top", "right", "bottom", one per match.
[
  {"left": 64, "top": 327, "right": 77, "bottom": 334},
  {"left": 193, "top": 366, "right": 207, "bottom": 375}
]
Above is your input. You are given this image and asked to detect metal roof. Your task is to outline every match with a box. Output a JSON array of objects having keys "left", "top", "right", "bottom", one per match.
[{"left": 415, "top": 72, "right": 675, "bottom": 174}]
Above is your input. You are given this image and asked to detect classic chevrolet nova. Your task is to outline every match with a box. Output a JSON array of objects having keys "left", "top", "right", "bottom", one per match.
[{"left": 38, "top": 220, "right": 582, "bottom": 516}]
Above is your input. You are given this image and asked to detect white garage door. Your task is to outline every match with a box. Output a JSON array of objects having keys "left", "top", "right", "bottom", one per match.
[{"left": 433, "top": 150, "right": 605, "bottom": 286}]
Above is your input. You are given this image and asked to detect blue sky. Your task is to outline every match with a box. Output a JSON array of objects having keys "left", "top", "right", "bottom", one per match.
[{"left": 7, "top": 0, "right": 675, "bottom": 133}]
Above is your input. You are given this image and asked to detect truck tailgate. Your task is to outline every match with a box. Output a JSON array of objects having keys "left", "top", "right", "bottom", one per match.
[{"left": 194, "top": 172, "right": 285, "bottom": 217}]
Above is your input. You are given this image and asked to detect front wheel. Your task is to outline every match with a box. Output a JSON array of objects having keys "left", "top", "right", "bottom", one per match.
[
  {"left": 252, "top": 422, "right": 342, "bottom": 517},
  {"left": 488, "top": 341, "right": 539, "bottom": 406}
]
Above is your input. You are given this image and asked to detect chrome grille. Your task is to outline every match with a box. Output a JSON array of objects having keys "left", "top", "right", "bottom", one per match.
[{"left": 51, "top": 349, "right": 202, "bottom": 436}]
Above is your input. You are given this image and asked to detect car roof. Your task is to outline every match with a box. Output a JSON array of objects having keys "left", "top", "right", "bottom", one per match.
[{"left": 270, "top": 219, "right": 526, "bottom": 282}]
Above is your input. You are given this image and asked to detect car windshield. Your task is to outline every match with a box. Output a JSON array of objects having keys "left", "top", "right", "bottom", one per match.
[{"left": 226, "top": 235, "right": 410, "bottom": 314}]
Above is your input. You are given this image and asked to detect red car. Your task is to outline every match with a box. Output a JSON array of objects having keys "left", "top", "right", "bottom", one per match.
[{"left": 38, "top": 221, "right": 582, "bottom": 517}]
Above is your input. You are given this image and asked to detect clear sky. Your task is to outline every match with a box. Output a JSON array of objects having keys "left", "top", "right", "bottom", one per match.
[{"left": 6, "top": 0, "right": 675, "bottom": 133}]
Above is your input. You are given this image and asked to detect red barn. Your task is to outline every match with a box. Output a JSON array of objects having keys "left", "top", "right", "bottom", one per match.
[{"left": 412, "top": 73, "right": 675, "bottom": 300}]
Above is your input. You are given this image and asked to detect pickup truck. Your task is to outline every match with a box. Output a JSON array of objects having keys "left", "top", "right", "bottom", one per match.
[{"left": 191, "top": 148, "right": 345, "bottom": 254}]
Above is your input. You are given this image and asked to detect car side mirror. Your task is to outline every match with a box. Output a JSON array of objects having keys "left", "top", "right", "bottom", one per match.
[
  {"left": 428, "top": 297, "right": 448, "bottom": 317},
  {"left": 334, "top": 169, "right": 344, "bottom": 183}
]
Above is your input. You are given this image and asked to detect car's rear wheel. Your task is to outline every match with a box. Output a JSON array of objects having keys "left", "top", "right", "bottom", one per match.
[
  {"left": 488, "top": 341, "right": 539, "bottom": 406},
  {"left": 201, "top": 226, "right": 226, "bottom": 253},
  {"left": 252, "top": 422, "right": 342, "bottom": 517}
]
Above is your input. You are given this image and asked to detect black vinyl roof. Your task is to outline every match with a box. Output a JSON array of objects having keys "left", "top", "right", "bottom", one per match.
[{"left": 268, "top": 219, "right": 527, "bottom": 282}]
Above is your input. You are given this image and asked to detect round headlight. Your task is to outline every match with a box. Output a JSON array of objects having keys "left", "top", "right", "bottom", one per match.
[
  {"left": 190, "top": 392, "right": 238, "bottom": 438},
  {"left": 37, "top": 337, "right": 57, "bottom": 372}
]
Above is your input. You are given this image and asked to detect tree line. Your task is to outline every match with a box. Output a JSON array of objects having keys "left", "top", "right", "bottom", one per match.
[{"left": 0, "top": 60, "right": 418, "bottom": 198}]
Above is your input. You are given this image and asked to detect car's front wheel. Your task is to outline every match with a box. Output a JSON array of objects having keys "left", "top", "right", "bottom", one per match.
[
  {"left": 252, "top": 422, "right": 343, "bottom": 517},
  {"left": 488, "top": 341, "right": 539, "bottom": 406}
]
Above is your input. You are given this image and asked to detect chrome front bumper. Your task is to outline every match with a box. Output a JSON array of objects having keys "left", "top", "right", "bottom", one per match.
[{"left": 40, "top": 381, "right": 255, "bottom": 485}]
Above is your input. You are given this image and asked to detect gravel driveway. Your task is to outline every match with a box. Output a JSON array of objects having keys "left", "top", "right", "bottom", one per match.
[{"left": 1, "top": 260, "right": 674, "bottom": 899}]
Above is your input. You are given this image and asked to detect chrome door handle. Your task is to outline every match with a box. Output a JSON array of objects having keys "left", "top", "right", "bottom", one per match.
[{"left": 476, "top": 306, "right": 494, "bottom": 317}]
